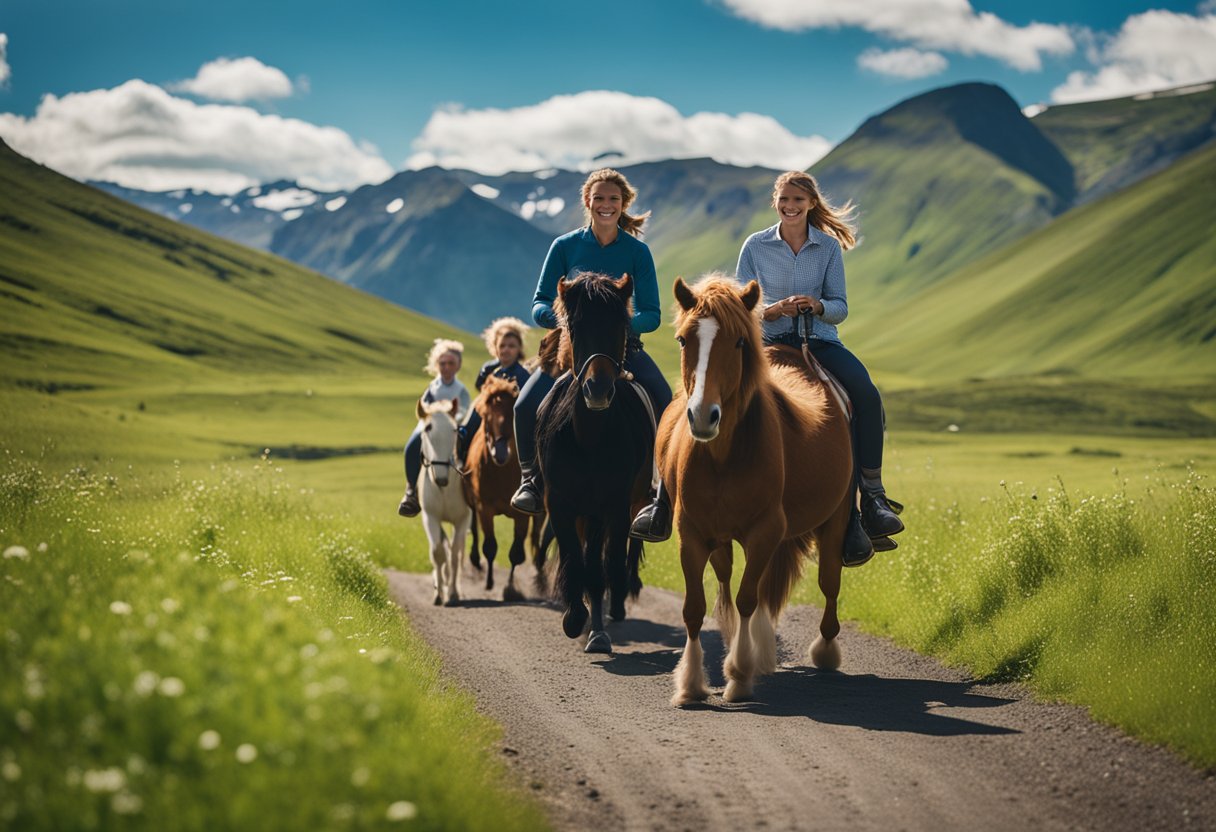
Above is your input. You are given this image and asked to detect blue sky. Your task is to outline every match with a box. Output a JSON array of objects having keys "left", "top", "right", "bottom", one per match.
[{"left": 1, "top": 0, "right": 1213, "bottom": 191}]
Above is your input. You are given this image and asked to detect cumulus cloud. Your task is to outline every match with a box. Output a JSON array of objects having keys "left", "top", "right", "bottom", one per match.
[
  {"left": 718, "top": 0, "right": 1074, "bottom": 71},
  {"left": 0, "top": 33, "right": 10, "bottom": 88},
  {"left": 168, "top": 56, "right": 294, "bottom": 102},
  {"left": 1050, "top": 10, "right": 1216, "bottom": 103},
  {"left": 405, "top": 90, "right": 832, "bottom": 175},
  {"left": 857, "top": 47, "right": 949, "bottom": 79},
  {"left": 0, "top": 79, "right": 393, "bottom": 193}
]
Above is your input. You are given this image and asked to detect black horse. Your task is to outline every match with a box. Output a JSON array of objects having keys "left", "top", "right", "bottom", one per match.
[{"left": 535, "top": 273, "right": 651, "bottom": 654}]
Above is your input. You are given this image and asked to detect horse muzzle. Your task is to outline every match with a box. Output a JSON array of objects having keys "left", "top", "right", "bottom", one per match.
[
  {"left": 582, "top": 377, "right": 615, "bottom": 411},
  {"left": 490, "top": 436, "right": 511, "bottom": 466},
  {"left": 687, "top": 402, "right": 721, "bottom": 442}
]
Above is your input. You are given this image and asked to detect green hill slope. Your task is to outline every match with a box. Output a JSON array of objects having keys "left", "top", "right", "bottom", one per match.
[
  {"left": 855, "top": 141, "right": 1216, "bottom": 382},
  {"left": 1033, "top": 82, "right": 1216, "bottom": 205},
  {"left": 0, "top": 138, "right": 467, "bottom": 391}
]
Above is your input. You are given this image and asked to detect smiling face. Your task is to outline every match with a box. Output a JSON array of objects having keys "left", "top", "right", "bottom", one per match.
[
  {"left": 436, "top": 351, "right": 460, "bottom": 383},
  {"left": 774, "top": 183, "right": 815, "bottom": 229},
  {"left": 495, "top": 333, "right": 521, "bottom": 367},
  {"left": 585, "top": 181, "right": 624, "bottom": 231}
]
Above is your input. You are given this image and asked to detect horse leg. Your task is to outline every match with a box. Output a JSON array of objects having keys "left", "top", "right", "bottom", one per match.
[
  {"left": 725, "top": 524, "right": 782, "bottom": 702},
  {"left": 502, "top": 515, "right": 528, "bottom": 602},
  {"left": 673, "top": 534, "right": 712, "bottom": 706},
  {"left": 551, "top": 511, "right": 588, "bottom": 639},
  {"left": 583, "top": 517, "right": 611, "bottom": 654},
  {"left": 423, "top": 511, "right": 446, "bottom": 606},
  {"left": 446, "top": 513, "right": 470, "bottom": 606},
  {"left": 533, "top": 517, "right": 553, "bottom": 596},
  {"left": 480, "top": 507, "right": 498, "bottom": 592},
  {"left": 810, "top": 499, "right": 849, "bottom": 670},
  {"left": 468, "top": 505, "right": 482, "bottom": 571},
  {"left": 607, "top": 516, "right": 631, "bottom": 622},
  {"left": 709, "top": 544, "right": 737, "bottom": 644}
]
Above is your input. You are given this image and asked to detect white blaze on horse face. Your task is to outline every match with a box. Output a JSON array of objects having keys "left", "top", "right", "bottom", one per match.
[{"left": 687, "top": 316, "right": 720, "bottom": 418}]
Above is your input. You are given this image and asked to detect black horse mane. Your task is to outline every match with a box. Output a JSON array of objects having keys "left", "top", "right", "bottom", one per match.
[{"left": 536, "top": 274, "right": 633, "bottom": 458}]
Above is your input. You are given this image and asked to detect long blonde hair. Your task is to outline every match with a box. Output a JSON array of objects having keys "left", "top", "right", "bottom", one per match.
[
  {"left": 773, "top": 171, "right": 857, "bottom": 251},
  {"left": 480, "top": 316, "right": 529, "bottom": 358},
  {"left": 424, "top": 338, "right": 464, "bottom": 375},
  {"left": 580, "top": 168, "right": 650, "bottom": 238}
]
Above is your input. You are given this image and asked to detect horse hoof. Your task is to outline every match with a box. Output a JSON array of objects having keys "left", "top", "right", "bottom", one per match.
[
  {"left": 609, "top": 601, "right": 627, "bottom": 622},
  {"left": 443, "top": 594, "right": 460, "bottom": 608},
  {"left": 723, "top": 680, "right": 753, "bottom": 702},
  {"left": 485, "top": 575, "right": 494, "bottom": 591},
  {"left": 432, "top": 592, "right": 442, "bottom": 606},
  {"left": 562, "top": 604, "right": 588, "bottom": 639},
  {"left": 584, "top": 631, "right": 612, "bottom": 654},
  {"left": 502, "top": 584, "right": 525, "bottom": 603},
  {"left": 810, "top": 635, "right": 842, "bottom": 670}
]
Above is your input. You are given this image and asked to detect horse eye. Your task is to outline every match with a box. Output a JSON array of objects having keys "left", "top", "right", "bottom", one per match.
[
  {"left": 424, "top": 423, "right": 432, "bottom": 432},
  {"left": 736, "top": 337, "right": 745, "bottom": 348},
  {"left": 676, "top": 335, "right": 686, "bottom": 348}
]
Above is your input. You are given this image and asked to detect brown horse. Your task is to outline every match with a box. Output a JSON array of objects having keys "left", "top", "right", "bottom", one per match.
[
  {"left": 463, "top": 375, "right": 546, "bottom": 600},
  {"left": 656, "top": 275, "right": 855, "bottom": 705}
]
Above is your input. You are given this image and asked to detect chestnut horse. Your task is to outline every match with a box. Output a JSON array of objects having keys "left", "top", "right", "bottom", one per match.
[
  {"left": 656, "top": 275, "right": 855, "bottom": 705},
  {"left": 462, "top": 375, "right": 549, "bottom": 600}
]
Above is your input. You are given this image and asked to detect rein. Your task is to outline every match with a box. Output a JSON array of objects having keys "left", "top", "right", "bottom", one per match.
[
  {"left": 421, "top": 449, "right": 464, "bottom": 479},
  {"left": 797, "top": 311, "right": 853, "bottom": 420},
  {"left": 573, "top": 351, "right": 634, "bottom": 385}
]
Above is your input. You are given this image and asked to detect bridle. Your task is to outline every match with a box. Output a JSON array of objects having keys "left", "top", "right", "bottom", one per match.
[{"left": 573, "top": 350, "right": 634, "bottom": 385}]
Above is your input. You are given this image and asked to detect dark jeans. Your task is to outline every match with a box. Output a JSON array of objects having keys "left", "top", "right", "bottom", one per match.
[
  {"left": 768, "top": 336, "right": 884, "bottom": 471},
  {"left": 514, "top": 343, "right": 672, "bottom": 464},
  {"left": 403, "top": 423, "right": 422, "bottom": 487}
]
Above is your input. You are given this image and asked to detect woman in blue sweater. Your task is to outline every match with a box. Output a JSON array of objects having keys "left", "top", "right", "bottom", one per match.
[
  {"left": 737, "top": 170, "right": 903, "bottom": 563},
  {"left": 510, "top": 168, "right": 673, "bottom": 541}
]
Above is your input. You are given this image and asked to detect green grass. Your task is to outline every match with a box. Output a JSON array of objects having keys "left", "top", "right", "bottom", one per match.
[{"left": 0, "top": 458, "right": 546, "bottom": 830}]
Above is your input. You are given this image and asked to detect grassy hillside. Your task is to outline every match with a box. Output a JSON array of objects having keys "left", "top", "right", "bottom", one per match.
[
  {"left": 853, "top": 141, "right": 1216, "bottom": 382},
  {"left": 0, "top": 138, "right": 545, "bottom": 829},
  {"left": 1034, "top": 82, "right": 1216, "bottom": 204}
]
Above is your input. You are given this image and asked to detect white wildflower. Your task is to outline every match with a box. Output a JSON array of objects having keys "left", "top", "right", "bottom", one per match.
[
  {"left": 386, "top": 801, "right": 418, "bottom": 821},
  {"left": 158, "top": 677, "right": 185, "bottom": 697},
  {"left": 109, "top": 601, "right": 132, "bottom": 616},
  {"left": 133, "top": 671, "right": 160, "bottom": 697},
  {"left": 112, "top": 792, "right": 143, "bottom": 815},
  {"left": 83, "top": 767, "right": 126, "bottom": 793},
  {"left": 235, "top": 744, "right": 258, "bottom": 763},
  {"left": 160, "top": 598, "right": 180, "bottom": 614},
  {"left": 3, "top": 545, "right": 29, "bottom": 559},
  {"left": 1, "top": 761, "right": 20, "bottom": 782},
  {"left": 198, "top": 730, "right": 221, "bottom": 750}
]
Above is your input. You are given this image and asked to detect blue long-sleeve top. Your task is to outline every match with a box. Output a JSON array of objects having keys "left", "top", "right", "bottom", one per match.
[{"left": 530, "top": 226, "right": 661, "bottom": 337}]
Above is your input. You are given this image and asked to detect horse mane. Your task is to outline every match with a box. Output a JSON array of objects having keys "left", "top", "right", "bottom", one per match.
[
  {"left": 536, "top": 273, "right": 635, "bottom": 459},
  {"left": 676, "top": 273, "right": 768, "bottom": 410},
  {"left": 480, "top": 374, "right": 519, "bottom": 398}
]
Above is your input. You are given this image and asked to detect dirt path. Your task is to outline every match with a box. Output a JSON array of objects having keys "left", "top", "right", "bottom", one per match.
[{"left": 386, "top": 566, "right": 1214, "bottom": 832}]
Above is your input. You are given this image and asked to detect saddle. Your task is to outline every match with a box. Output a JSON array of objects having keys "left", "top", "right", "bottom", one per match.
[{"left": 770, "top": 313, "right": 853, "bottom": 420}]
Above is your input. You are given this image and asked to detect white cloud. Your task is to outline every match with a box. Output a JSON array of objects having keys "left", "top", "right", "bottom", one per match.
[
  {"left": 718, "top": 0, "right": 1074, "bottom": 71},
  {"left": 857, "top": 47, "right": 948, "bottom": 79},
  {"left": 169, "top": 56, "right": 294, "bottom": 102},
  {"left": 0, "top": 33, "right": 10, "bottom": 88},
  {"left": 405, "top": 90, "right": 832, "bottom": 175},
  {"left": 1051, "top": 10, "right": 1216, "bottom": 103},
  {"left": 0, "top": 79, "right": 393, "bottom": 193}
]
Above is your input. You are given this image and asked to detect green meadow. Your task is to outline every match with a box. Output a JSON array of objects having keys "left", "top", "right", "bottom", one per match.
[{"left": 2, "top": 122, "right": 1215, "bottom": 832}]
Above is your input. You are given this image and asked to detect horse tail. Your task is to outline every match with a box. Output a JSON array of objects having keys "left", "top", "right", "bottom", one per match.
[
  {"left": 627, "top": 538, "right": 644, "bottom": 599},
  {"left": 758, "top": 532, "right": 813, "bottom": 621}
]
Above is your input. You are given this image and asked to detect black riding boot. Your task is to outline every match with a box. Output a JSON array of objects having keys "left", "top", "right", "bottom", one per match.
[
  {"left": 510, "top": 457, "right": 545, "bottom": 515},
  {"left": 843, "top": 507, "right": 875, "bottom": 567},
  {"left": 629, "top": 480, "right": 672, "bottom": 542},
  {"left": 861, "top": 490, "right": 904, "bottom": 539},
  {"left": 397, "top": 486, "right": 420, "bottom": 518}
]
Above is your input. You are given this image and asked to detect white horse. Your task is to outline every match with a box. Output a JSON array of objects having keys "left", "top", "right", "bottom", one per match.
[{"left": 417, "top": 398, "right": 472, "bottom": 606}]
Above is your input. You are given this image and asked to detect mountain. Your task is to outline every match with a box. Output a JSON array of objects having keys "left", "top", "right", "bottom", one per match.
[
  {"left": 1032, "top": 81, "right": 1216, "bottom": 206},
  {"left": 88, "top": 179, "right": 346, "bottom": 251},
  {"left": 852, "top": 140, "right": 1216, "bottom": 381},
  {"left": 269, "top": 167, "right": 552, "bottom": 331},
  {"left": 0, "top": 137, "right": 468, "bottom": 394}
]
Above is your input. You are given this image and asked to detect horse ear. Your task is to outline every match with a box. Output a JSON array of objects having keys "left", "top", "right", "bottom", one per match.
[
  {"left": 415, "top": 398, "right": 426, "bottom": 421},
  {"left": 739, "top": 280, "right": 761, "bottom": 312},
  {"left": 557, "top": 278, "right": 569, "bottom": 299},
  {"left": 674, "top": 277, "right": 696, "bottom": 311},
  {"left": 614, "top": 273, "right": 633, "bottom": 298},
  {"left": 448, "top": 398, "right": 460, "bottom": 416}
]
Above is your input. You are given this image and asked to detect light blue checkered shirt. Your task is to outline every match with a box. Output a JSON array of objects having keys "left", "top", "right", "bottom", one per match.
[{"left": 735, "top": 223, "right": 848, "bottom": 344}]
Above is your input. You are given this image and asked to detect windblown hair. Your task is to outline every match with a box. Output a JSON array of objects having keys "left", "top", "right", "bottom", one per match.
[
  {"left": 674, "top": 273, "right": 768, "bottom": 408},
  {"left": 773, "top": 171, "right": 858, "bottom": 251},
  {"left": 480, "top": 316, "right": 529, "bottom": 358},
  {"left": 424, "top": 338, "right": 464, "bottom": 376},
  {"left": 580, "top": 168, "right": 651, "bottom": 238}
]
